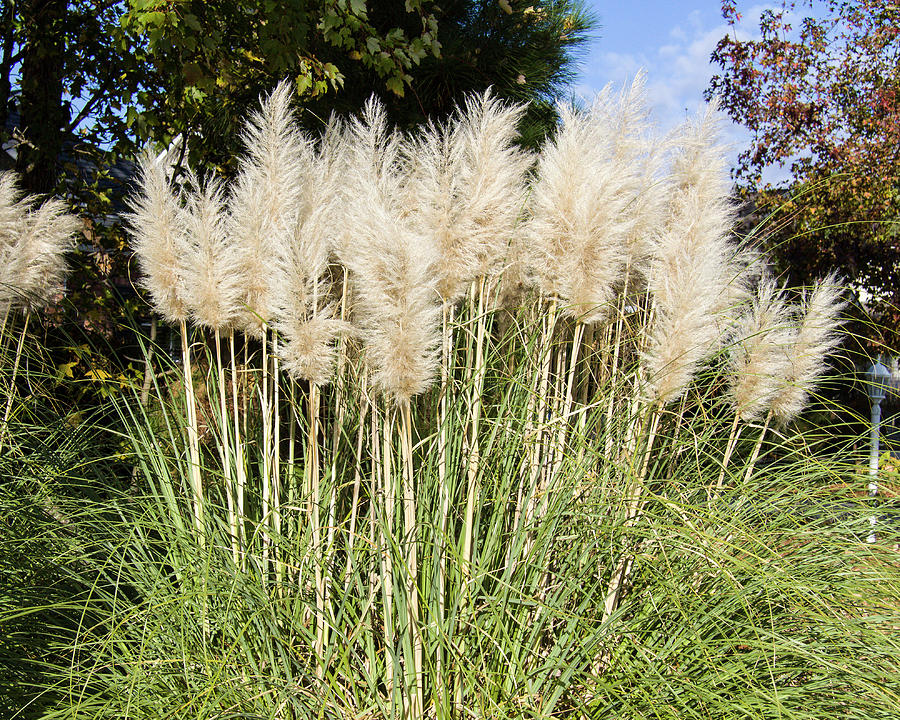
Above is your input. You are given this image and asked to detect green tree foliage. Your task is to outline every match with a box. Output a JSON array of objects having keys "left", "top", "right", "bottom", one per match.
[
  {"left": 708, "top": 0, "right": 900, "bottom": 347},
  {"left": 307, "top": 0, "right": 593, "bottom": 147},
  {"left": 0, "top": 0, "right": 592, "bottom": 385}
]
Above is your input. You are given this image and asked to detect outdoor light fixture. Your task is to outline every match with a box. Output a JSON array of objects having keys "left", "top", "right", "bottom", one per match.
[{"left": 865, "top": 358, "right": 891, "bottom": 542}]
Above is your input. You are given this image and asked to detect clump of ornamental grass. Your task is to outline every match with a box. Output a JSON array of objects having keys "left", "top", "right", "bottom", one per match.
[{"left": 33, "top": 75, "right": 895, "bottom": 720}]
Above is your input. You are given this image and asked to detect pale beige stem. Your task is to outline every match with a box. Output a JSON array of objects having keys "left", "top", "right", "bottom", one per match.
[
  {"left": 716, "top": 413, "right": 743, "bottom": 492},
  {"left": 509, "top": 303, "right": 543, "bottom": 565},
  {"left": 308, "top": 381, "right": 325, "bottom": 674},
  {"left": 0, "top": 311, "right": 29, "bottom": 453},
  {"left": 260, "top": 331, "right": 272, "bottom": 575},
  {"left": 229, "top": 330, "right": 247, "bottom": 567},
  {"left": 272, "top": 332, "right": 282, "bottom": 587},
  {"left": 549, "top": 321, "right": 584, "bottom": 498},
  {"left": 343, "top": 369, "right": 369, "bottom": 587},
  {"left": 462, "top": 279, "right": 487, "bottom": 583},
  {"left": 322, "top": 268, "right": 350, "bottom": 662},
  {"left": 576, "top": 323, "right": 595, "bottom": 466},
  {"left": 369, "top": 391, "right": 384, "bottom": 683},
  {"left": 524, "top": 298, "right": 558, "bottom": 541},
  {"left": 435, "top": 301, "right": 452, "bottom": 710},
  {"left": 180, "top": 319, "right": 204, "bottom": 544},
  {"left": 400, "top": 398, "right": 423, "bottom": 720},
  {"left": 605, "top": 292, "right": 627, "bottom": 458},
  {"left": 287, "top": 378, "right": 297, "bottom": 543},
  {"left": 216, "top": 329, "right": 238, "bottom": 565},
  {"left": 380, "top": 403, "right": 397, "bottom": 704},
  {"left": 744, "top": 411, "right": 773, "bottom": 483}
]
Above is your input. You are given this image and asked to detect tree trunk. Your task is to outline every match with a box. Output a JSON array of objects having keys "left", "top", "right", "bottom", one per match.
[
  {"left": 16, "top": 0, "right": 67, "bottom": 194},
  {"left": 0, "top": 1, "right": 16, "bottom": 141}
]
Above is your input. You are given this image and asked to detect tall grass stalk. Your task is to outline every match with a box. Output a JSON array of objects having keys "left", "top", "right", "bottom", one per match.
[
  {"left": 0, "top": 310, "right": 28, "bottom": 451},
  {"left": 178, "top": 318, "right": 204, "bottom": 544}
]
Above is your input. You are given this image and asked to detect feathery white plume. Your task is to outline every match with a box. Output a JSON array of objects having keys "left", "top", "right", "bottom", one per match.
[
  {"left": 406, "top": 89, "right": 531, "bottom": 303},
  {"left": 728, "top": 273, "right": 795, "bottom": 421},
  {"left": 644, "top": 100, "right": 737, "bottom": 403},
  {"left": 127, "top": 147, "right": 191, "bottom": 324},
  {"left": 0, "top": 193, "right": 79, "bottom": 313},
  {"left": 0, "top": 173, "right": 31, "bottom": 308},
  {"left": 228, "top": 79, "right": 310, "bottom": 338},
  {"left": 180, "top": 173, "right": 244, "bottom": 331},
  {"left": 528, "top": 77, "right": 652, "bottom": 322},
  {"left": 769, "top": 274, "right": 845, "bottom": 424},
  {"left": 338, "top": 97, "right": 441, "bottom": 400},
  {"left": 0, "top": 173, "right": 33, "bottom": 252},
  {"left": 276, "top": 132, "right": 346, "bottom": 386}
]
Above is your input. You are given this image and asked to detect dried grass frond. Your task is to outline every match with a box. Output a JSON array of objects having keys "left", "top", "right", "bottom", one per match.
[
  {"left": 528, "top": 77, "right": 652, "bottom": 323},
  {"left": 338, "top": 97, "right": 441, "bottom": 400},
  {"left": 3, "top": 196, "right": 80, "bottom": 313},
  {"left": 0, "top": 172, "right": 34, "bottom": 252},
  {"left": 644, "top": 101, "right": 737, "bottom": 403},
  {"left": 728, "top": 273, "right": 795, "bottom": 421},
  {"left": 406, "top": 89, "right": 531, "bottom": 303},
  {"left": 770, "top": 274, "right": 845, "bottom": 424},
  {"left": 275, "top": 141, "right": 346, "bottom": 386},
  {"left": 279, "top": 311, "right": 347, "bottom": 386},
  {"left": 127, "top": 149, "right": 190, "bottom": 324},
  {"left": 228, "top": 79, "right": 311, "bottom": 338},
  {"left": 180, "top": 173, "right": 244, "bottom": 331}
]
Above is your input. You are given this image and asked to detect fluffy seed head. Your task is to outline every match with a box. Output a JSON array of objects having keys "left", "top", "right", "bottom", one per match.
[
  {"left": 275, "top": 138, "right": 346, "bottom": 386},
  {"left": 228, "top": 79, "right": 310, "bottom": 338},
  {"left": 769, "top": 274, "right": 845, "bottom": 424},
  {"left": 180, "top": 173, "right": 244, "bottom": 331},
  {"left": 728, "top": 273, "right": 795, "bottom": 421},
  {"left": 127, "top": 147, "right": 190, "bottom": 324},
  {"left": 644, "top": 101, "right": 738, "bottom": 403},
  {"left": 406, "top": 89, "right": 531, "bottom": 303},
  {"left": 0, "top": 194, "right": 80, "bottom": 313},
  {"left": 0, "top": 173, "right": 33, "bottom": 253},
  {"left": 338, "top": 97, "right": 441, "bottom": 401},
  {"left": 528, "top": 77, "right": 653, "bottom": 322}
]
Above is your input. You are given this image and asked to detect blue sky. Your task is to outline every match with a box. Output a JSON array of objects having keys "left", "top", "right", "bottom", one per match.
[
  {"left": 573, "top": 1, "right": 768, "bottom": 160},
  {"left": 576, "top": 2, "right": 732, "bottom": 125}
]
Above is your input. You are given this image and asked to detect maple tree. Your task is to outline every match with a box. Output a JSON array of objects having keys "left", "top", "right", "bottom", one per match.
[{"left": 708, "top": 0, "right": 900, "bottom": 347}]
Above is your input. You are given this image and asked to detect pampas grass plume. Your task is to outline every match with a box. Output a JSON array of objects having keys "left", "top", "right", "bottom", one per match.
[
  {"left": 0, "top": 172, "right": 32, "bottom": 251},
  {"left": 276, "top": 134, "right": 346, "bottom": 386},
  {"left": 0, "top": 172, "right": 80, "bottom": 313},
  {"left": 728, "top": 273, "right": 794, "bottom": 421},
  {"left": 339, "top": 97, "right": 441, "bottom": 400},
  {"left": 180, "top": 172, "right": 244, "bottom": 331},
  {"left": 644, "top": 101, "right": 738, "bottom": 403},
  {"left": 128, "top": 148, "right": 190, "bottom": 324},
  {"left": 1, "top": 194, "right": 80, "bottom": 313},
  {"left": 406, "top": 90, "right": 530, "bottom": 303},
  {"left": 527, "top": 78, "right": 649, "bottom": 322},
  {"left": 769, "top": 274, "right": 845, "bottom": 424},
  {"left": 229, "top": 79, "right": 309, "bottom": 338}
]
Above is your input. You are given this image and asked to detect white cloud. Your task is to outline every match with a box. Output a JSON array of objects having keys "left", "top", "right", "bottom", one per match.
[{"left": 577, "top": 5, "right": 776, "bottom": 176}]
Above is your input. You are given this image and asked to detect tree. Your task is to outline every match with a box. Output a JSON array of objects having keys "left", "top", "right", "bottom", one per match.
[
  {"left": 708, "top": 0, "right": 900, "bottom": 346},
  {"left": 0, "top": 0, "right": 593, "bottom": 383},
  {"left": 3, "top": 1, "right": 592, "bottom": 187}
]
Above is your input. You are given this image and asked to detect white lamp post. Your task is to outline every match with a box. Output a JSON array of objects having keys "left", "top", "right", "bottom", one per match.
[{"left": 865, "top": 358, "right": 891, "bottom": 542}]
